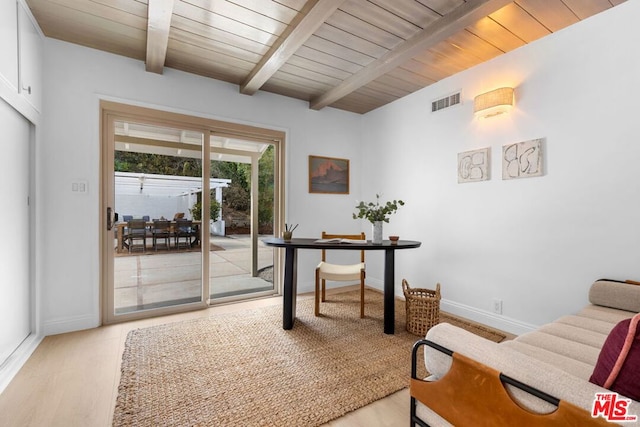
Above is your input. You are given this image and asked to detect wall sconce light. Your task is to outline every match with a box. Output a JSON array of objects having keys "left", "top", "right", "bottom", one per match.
[{"left": 474, "top": 87, "right": 514, "bottom": 119}]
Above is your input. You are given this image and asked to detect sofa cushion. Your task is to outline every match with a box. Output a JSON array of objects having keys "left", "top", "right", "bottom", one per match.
[
  {"left": 574, "top": 305, "right": 635, "bottom": 328},
  {"left": 589, "top": 312, "right": 640, "bottom": 401},
  {"left": 513, "top": 330, "right": 602, "bottom": 366},
  {"left": 537, "top": 322, "right": 609, "bottom": 349},
  {"left": 589, "top": 280, "right": 640, "bottom": 312},
  {"left": 502, "top": 340, "right": 596, "bottom": 380}
]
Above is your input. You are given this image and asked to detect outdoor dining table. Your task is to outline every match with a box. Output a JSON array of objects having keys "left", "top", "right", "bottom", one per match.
[
  {"left": 115, "top": 220, "right": 201, "bottom": 253},
  {"left": 262, "top": 237, "right": 421, "bottom": 334}
]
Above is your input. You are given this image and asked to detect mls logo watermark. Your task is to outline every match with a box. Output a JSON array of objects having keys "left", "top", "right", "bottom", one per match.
[{"left": 592, "top": 392, "right": 638, "bottom": 423}]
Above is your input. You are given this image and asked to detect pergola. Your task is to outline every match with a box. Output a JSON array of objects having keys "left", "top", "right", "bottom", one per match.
[
  {"left": 114, "top": 120, "right": 273, "bottom": 274},
  {"left": 115, "top": 172, "right": 231, "bottom": 235},
  {"left": 115, "top": 172, "right": 230, "bottom": 198}
]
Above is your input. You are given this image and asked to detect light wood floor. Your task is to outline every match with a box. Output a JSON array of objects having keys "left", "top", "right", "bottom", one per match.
[{"left": 0, "top": 289, "right": 409, "bottom": 427}]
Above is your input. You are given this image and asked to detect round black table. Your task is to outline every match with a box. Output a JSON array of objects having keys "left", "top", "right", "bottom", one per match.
[{"left": 263, "top": 237, "right": 421, "bottom": 334}]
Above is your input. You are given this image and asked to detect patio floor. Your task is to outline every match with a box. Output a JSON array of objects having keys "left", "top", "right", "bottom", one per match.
[{"left": 114, "top": 234, "right": 275, "bottom": 314}]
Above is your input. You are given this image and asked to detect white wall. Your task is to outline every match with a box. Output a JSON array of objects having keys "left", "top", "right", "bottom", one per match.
[
  {"left": 115, "top": 194, "right": 193, "bottom": 222},
  {"left": 40, "top": 1, "right": 640, "bottom": 336},
  {"left": 361, "top": 1, "right": 640, "bottom": 334},
  {"left": 40, "top": 40, "right": 362, "bottom": 334}
]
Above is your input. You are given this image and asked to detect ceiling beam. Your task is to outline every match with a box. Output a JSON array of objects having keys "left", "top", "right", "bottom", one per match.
[
  {"left": 240, "top": 0, "right": 347, "bottom": 95},
  {"left": 145, "top": 0, "right": 174, "bottom": 74},
  {"left": 309, "top": 0, "right": 513, "bottom": 110}
]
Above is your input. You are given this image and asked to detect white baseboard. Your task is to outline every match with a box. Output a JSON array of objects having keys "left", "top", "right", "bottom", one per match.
[
  {"left": 301, "top": 280, "right": 537, "bottom": 336},
  {"left": 440, "top": 299, "right": 537, "bottom": 336},
  {"left": 0, "top": 333, "right": 43, "bottom": 394},
  {"left": 42, "top": 314, "right": 98, "bottom": 336}
]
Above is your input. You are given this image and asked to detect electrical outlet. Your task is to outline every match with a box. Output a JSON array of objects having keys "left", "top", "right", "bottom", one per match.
[{"left": 492, "top": 298, "right": 503, "bottom": 315}]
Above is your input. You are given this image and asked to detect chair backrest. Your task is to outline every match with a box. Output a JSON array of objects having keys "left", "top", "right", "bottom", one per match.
[
  {"left": 153, "top": 220, "right": 170, "bottom": 231},
  {"left": 173, "top": 212, "right": 185, "bottom": 220},
  {"left": 128, "top": 219, "right": 147, "bottom": 232},
  {"left": 176, "top": 218, "right": 193, "bottom": 232},
  {"left": 142, "top": 215, "right": 150, "bottom": 221},
  {"left": 122, "top": 215, "right": 133, "bottom": 222},
  {"left": 321, "top": 231, "right": 366, "bottom": 263}
]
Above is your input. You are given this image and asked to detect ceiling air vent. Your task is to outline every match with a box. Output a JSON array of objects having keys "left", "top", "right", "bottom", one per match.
[{"left": 431, "top": 92, "right": 461, "bottom": 112}]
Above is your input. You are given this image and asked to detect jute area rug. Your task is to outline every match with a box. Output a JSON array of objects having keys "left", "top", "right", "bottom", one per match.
[{"left": 113, "top": 290, "right": 506, "bottom": 427}]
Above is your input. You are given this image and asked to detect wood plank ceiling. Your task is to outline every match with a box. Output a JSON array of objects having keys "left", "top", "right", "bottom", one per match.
[{"left": 26, "top": 0, "right": 626, "bottom": 114}]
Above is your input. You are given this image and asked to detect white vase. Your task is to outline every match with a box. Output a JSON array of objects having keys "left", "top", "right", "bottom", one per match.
[{"left": 372, "top": 221, "right": 383, "bottom": 244}]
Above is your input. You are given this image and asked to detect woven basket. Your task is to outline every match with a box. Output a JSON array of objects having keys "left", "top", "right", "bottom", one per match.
[{"left": 402, "top": 279, "right": 441, "bottom": 336}]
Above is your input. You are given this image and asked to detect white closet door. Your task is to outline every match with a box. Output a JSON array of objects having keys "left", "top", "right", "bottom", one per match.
[{"left": 0, "top": 98, "right": 31, "bottom": 365}]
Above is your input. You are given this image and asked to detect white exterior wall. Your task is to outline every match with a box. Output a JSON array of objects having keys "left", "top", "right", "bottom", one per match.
[{"left": 115, "top": 194, "right": 193, "bottom": 222}]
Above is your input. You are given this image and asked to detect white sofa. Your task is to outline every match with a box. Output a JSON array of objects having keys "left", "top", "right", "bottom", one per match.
[{"left": 411, "top": 279, "right": 640, "bottom": 426}]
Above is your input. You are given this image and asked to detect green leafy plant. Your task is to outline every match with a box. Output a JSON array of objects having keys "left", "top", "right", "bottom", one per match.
[
  {"left": 352, "top": 194, "right": 404, "bottom": 223},
  {"left": 190, "top": 199, "right": 222, "bottom": 222}
]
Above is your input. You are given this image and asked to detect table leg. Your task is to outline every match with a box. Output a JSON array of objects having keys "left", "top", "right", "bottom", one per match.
[
  {"left": 384, "top": 248, "right": 395, "bottom": 334},
  {"left": 190, "top": 226, "right": 200, "bottom": 248},
  {"left": 283, "top": 246, "right": 297, "bottom": 330},
  {"left": 117, "top": 225, "right": 123, "bottom": 254}
]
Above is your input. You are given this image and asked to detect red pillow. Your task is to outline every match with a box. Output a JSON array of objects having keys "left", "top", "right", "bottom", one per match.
[{"left": 589, "top": 313, "right": 640, "bottom": 400}]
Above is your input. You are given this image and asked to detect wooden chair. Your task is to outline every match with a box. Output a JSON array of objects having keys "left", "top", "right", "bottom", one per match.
[
  {"left": 151, "top": 220, "right": 171, "bottom": 251},
  {"left": 315, "top": 231, "right": 366, "bottom": 318},
  {"left": 174, "top": 219, "right": 194, "bottom": 249},
  {"left": 126, "top": 219, "right": 147, "bottom": 252},
  {"left": 117, "top": 215, "right": 133, "bottom": 250}
]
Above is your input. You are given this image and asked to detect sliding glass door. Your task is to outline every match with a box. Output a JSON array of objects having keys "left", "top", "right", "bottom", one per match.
[
  {"left": 102, "top": 110, "right": 210, "bottom": 323},
  {"left": 209, "top": 136, "right": 276, "bottom": 301},
  {"left": 101, "top": 101, "right": 285, "bottom": 324}
]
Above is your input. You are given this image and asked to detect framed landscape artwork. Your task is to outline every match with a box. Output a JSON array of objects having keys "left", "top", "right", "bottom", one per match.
[{"left": 309, "top": 155, "right": 349, "bottom": 194}]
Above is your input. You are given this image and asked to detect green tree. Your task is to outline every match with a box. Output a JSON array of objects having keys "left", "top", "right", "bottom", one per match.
[
  {"left": 189, "top": 198, "right": 222, "bottom": 222},
  {"left": 258, "top": 146, "right": 274, "bottom": 227},
  {"left": 115, "top": 152, "right": 202, "bottom": 177},
  {"left": 211, "top": 161, "right": 250, "bottom": 211}
]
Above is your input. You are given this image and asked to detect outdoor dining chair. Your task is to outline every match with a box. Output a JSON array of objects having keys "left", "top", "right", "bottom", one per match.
[
  {"left": 174, "top": 219, "right": 194, "bottom": 249},
  {"left": 127, "top": 219, "right": 147, "bottom": 252},
  {"left": 152, "top": 220, "right": 171, "bottom": 251},
  {"left": 116, "top": 215, "right": 134, "bottom": 250}
]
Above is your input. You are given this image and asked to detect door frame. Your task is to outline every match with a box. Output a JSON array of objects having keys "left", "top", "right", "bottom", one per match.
[{"left": 99, "top": 101, "right": 286, "bottom": 324}]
